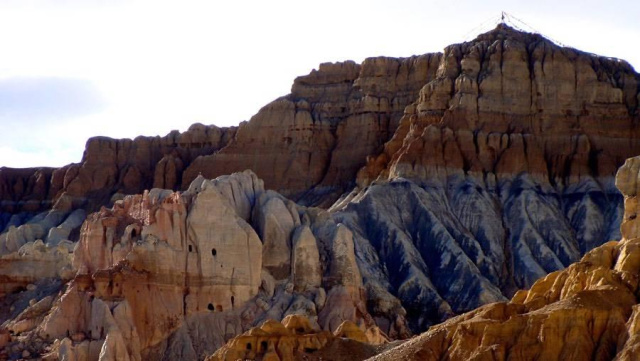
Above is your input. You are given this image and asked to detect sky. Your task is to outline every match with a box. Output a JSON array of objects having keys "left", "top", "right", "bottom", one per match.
[{"left": 0, "top": 0, "right": 638, "bottom": 168}]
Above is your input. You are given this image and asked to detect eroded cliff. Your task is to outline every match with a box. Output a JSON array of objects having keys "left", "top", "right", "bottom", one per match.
[
  {"left": 1, "top": 24, "right": 640, "bottom": 361},
  {"left": 368, "top": 154, "right": 640, "bottom": 361}
]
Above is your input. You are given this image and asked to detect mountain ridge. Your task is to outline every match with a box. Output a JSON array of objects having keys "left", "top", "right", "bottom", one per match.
[{"left": 1, "top": 24, "right": 640, "bottom": 360}]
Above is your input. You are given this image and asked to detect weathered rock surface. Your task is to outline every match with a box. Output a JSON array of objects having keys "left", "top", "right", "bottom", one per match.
[
  {"left": 0, "top": 171, "right": 383, "bottom": 360},
  {"left": 369, "top": 155, "right": 640, "bottom": 361},
  {"left": 324, "top": 23, "right": 640, "bottom": 329},
  {"left": 207, "top": 315, "right": 389, "bottom": 361},
  {"left": 1, "top": 24, "right": 640, "bottom": 361},
  {"left": 183, "top": 55, "right": 443, "bottom": 206},
  {"left": 0, "top": 124, "right": 236, "bottom": 218}
]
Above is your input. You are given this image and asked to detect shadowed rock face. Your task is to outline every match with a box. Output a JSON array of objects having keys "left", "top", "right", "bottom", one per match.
[
  {"left": 328, "top": 173, "right": 622, "bottom": 332},
  {"left": 368, "top": 155, "right": 640, "bottom": 361},
  {"left": 0, "top": 24, "right": 640, "bottom": 361}
]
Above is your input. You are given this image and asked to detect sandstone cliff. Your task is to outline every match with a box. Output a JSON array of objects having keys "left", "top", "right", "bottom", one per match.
[
  {"left": 1, "top": 24, "right": 640, "bottom": 361},
  {"left": 0, "top": 170, "right": 385, "bottom": 360}
]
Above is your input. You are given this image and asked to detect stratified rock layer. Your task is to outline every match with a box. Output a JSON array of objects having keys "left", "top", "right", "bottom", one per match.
[
  {"left": 1, "top": 24, "right": 640, "bottom": 361},
  {"left": 183, "top": 55, "right": 442, "bottom": 205}
]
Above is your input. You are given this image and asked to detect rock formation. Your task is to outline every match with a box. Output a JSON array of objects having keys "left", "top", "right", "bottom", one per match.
[
  {"left": 369, "top": 155, "right": 640, "bottom": 361},
  {"left": 1, "top": 24, "right": 640, "bottom": 361},
  {"left": 183, "top": 55, "right": 442, "bottom": 205},
  {"left": 207, "top": 315, "right": 390, "bottom": 361},
  {"left": 0, "top": 171, "right": 381, "bottom": 360}
]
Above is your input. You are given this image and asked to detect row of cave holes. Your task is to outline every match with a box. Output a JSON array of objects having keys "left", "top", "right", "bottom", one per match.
[
  {"left": 187, "top": 245, "right": 218, "bottom": 257},
  {"left": 246, "top": 341, "right": 269, "bottom": 352},
  {"left": 187, "top": 245, "right": 223, "bottom": 312},
  {"left": 207, "top": 296, "right": 234, "bottom": 312},
  {"left": 243, "top": 341, "right": 316, "bottom": 354}
]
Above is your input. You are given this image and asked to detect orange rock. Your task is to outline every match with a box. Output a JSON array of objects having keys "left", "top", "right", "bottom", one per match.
[{"left": 207, "top": 316, "right": 383, "bottom": 361}]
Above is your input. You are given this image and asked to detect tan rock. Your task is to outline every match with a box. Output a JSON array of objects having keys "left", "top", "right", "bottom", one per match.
[
  {"left": 253, "top": 192, "right": 299, "bottom": 279},
  {"left": 329, "top": 225, "right": 362, "bottom": 289},
  {"left": 291, "top": 225, "right": 321, "bottom": 292},
  {"left": 207, "top": 316, "right": 378, "bottom": 361}
]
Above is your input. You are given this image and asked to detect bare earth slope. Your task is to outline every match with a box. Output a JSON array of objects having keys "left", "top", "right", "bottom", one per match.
[{"left": 369, "top": 154, "right": 640, "bottom": 361}]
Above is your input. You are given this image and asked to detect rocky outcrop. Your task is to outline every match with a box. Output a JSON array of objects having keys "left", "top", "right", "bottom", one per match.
[
  {"left": 320, "top": 23, "right": 640, "bottom": 330},
  {"left": 1, "top": 24, "right": 640, "bottom": 361},
  {"left": 0, "top": 171, "right": 384, "bottom": 360},
  {"left": 359, "top": 24, "right": 640, "bottom": 187},
  {"left": 207, "top": 315, "right": 389, "bottom": 361},
  {"left": 0, "top": 55, "right": 443, "bottom": 221},
  {"left": 0, "top": 167, "right": 62, "bottom": 216},
  {"left": 369, "top": 155, "right": 640, "bottom": 361},
  {"left": 182, "top": 55, "right": 442, "bottom": 206},
  {"left": 56, "top": 123, "right": 237, "bottom": 212},
  {"left": 0, "top": 124, "right": 236, "bottom": 218}
]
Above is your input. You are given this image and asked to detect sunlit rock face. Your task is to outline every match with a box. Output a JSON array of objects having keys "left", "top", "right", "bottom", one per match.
[
  {"left": 0, "top": 171, "right": 379, "bottom": 360},
  {"left": 181, "top": 54, "right": 443, "bottom": 206},
  {"left": 207, "top": 315, "right": 390, "bottom": 361}
]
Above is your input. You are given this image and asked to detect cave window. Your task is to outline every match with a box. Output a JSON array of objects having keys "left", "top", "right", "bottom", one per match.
[
  {"left": 261, "top": 341, "right": 268, "bottom": 351},
  {"left": 246, "top": 343, "right": 252, "bottom": 350},
  {"left": 211, "top": 248, "right": 217, "bottom": 256},
  {"left": 207, "top": 303, "right": 214, "bottom": 311},
  {"left": 131, "top": 229, "right": 137, "bottom": 238},
  {"left": 631, "top": 214, "right": 637, "bottom": 220},
  {"left": 216, "top": 305, "right": 223, "bottom": 312},
  {"left": 231, "top": 296, "right": 235, "bottom": 308},
  {"left": 188, "top": 245, "right": 193, "bottom": 252}
]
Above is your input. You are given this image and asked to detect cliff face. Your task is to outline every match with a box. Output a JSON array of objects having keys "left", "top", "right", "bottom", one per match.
[
  {"left": 0, "top": 171, "right": 382, "bottom": 360},
  {"left": 182, "top": 54, "right": 442, "bottom": 205},
  {"left": 1, "top": 24, "right": 640, "bottom": 361},
  {"left": 369, "top": 155, "right": 640, "bottom": 361},
  {"left": 0, "top": 54, "right": 442, "bottom": 221}
]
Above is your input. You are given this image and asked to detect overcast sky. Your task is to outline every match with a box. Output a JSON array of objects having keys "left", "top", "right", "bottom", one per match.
[{"left": 0, "top": 0, "right": 638, "bottom": 168}]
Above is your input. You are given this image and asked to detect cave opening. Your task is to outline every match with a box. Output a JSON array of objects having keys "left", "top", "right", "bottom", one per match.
[
  {"left": 211, "top": 248, "right": 217, "bottom": 256},
  {"left": 207, "top": 303, "right": 214, "bottom": 311}
]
